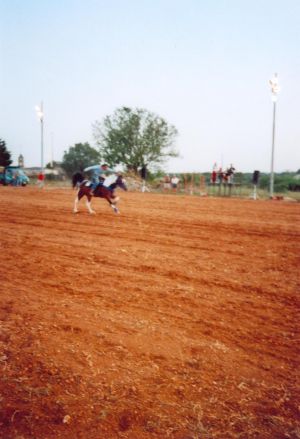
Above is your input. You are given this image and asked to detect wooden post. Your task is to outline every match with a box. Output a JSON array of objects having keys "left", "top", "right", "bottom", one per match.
[
  {"left": 190, "top": 173, "right": 194, "bottom": 195},
  {"left": 200, "top": 175, "right": 206, "bottom": 196},
  {"left": 184, "top": 174, "right": 188, "bottom": 193}
]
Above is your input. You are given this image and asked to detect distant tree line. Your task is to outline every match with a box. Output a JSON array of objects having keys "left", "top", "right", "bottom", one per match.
[
  {"left": 252, "top": 172, "right": 300, "bottom": 192},
  {"left": 175, "top": 171, "right": 300, "bottom": 193},
  {"left": 229, "top": 172, "right": 300, "bottom": 192}
]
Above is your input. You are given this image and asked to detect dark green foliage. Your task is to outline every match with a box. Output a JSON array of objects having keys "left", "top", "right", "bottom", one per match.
[
  {"left": 288, "top": 180, "right": 300, "bottom": 191},
  {"left": 0, "top": 139, "right": 12, "bottom": 167},
  {"left": 213, "top": 172, "right": 299, "bottom": 193},
  {"left": 61, "top": 142, "right": 100, "bottom": 177},
  {"left": 244, "top": 172, "right": 299, "bottom": 192},
  {"left": 45, "top": 161, "right": 60, "bottom": 169},
  {"left": 93, "top": 107, "right": 178, "bottom": 173}
]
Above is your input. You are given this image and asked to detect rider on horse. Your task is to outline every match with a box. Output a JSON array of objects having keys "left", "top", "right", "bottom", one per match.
[{"left": 90, "top": 164, "right": 115, "bottom": 196}]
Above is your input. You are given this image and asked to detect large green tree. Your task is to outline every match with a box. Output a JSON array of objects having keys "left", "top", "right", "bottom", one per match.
[
  {"left": 0, "top": 139, "right": 12, "bottom": 167},
  {"left": 93, "top": 107, "right": 178, "bottom": 172},
  {"left": 61, "top": 142, "right": 100, "bottom": 176}
]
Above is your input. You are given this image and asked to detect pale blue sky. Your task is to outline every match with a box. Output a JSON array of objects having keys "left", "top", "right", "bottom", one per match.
[{"left": 1, "top": 0, "right": 299, "bottom": 172}]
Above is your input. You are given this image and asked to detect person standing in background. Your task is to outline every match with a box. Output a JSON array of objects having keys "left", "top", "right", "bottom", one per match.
[
  {"left": 37, "top": 171, "right": 45, "bottom": 188},
  {"left": 171, "top": 174, "right": 180, "bottom": 192},
  {"left": 211, "top": 163, "right": 217, "bottom": 185},
  {"left": 163, "top": 174, "right": 171, "bottom": 191},
  {"left": 140, "top": 165, "right": 147, "bottom": 192}
]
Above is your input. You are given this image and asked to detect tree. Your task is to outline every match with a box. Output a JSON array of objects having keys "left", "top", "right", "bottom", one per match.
[
  {"left": 45, "top": 161, "right": 60, "bottom": 169},
  {"left": 61, "top": 142, "right": 100, "bottom": 177},
  {"left": 93, "top": 107, "right": 178, "bottom": 173},
  {"left": 0, "top": 139, "right": 12, "bottom": 167}
]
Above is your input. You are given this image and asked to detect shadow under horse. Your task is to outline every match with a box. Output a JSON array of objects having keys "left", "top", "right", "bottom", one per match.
[{"left": 72, "top": 172, "right": 127, "bottom": 214}]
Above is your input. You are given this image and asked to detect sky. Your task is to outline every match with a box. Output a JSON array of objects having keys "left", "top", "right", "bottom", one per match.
[{"left": 0, "top": 0, "right": 299, "bottom": 173}]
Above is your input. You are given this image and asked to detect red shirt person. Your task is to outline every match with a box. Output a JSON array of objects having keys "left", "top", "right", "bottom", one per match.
[{"left": 37, "top": 172, "right": 45, "bottom": 187}]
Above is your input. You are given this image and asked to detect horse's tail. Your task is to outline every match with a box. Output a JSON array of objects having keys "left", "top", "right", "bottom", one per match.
[{"left": 72, "top": 172, "right": 84, "bottom": 189}]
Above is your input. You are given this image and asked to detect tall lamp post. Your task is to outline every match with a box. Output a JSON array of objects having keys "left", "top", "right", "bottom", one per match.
[
  {"left": 269, "top": 74, "right": 280, "bottom": 198},
  {"left": 35, "top": 102, "right": 44, "bottom": 177}
]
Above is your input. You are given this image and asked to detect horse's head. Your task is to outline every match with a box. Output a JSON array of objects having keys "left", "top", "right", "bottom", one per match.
[
  {"left": 116, "top": 174, "right": 128, "bottom": 191},
  {"left": 72, "top": 172, "right": 84, "bottom": 189}
]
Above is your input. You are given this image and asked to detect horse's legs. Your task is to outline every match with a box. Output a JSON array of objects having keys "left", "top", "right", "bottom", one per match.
[
  {"left": 74, "top": 190, "right": 96, "bottom": 214},
  {"left": 105, "top": 195, "right": 119, "bottom": 214},
  {"left": 86, "top": 194, "right": 96, "bottom": 214},
  {"left": 111, "top": 203, "right": 119, "bottom": 214},
  {"left": 109, "top": 202, "right": 119, "bottom": 213},
  {"left": 74, "top": 197, "right": 78, "bottom": 213},
  {"left": 74, "top": 190, "right": 83, "bottom": 213}
]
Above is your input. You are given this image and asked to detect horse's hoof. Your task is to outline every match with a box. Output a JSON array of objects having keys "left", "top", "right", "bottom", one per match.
[{"left": 73, "top": 210, "right": 79, "bottom": 214}]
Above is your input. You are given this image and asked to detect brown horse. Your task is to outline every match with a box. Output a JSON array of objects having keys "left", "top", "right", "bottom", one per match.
[{"left": 73, "top": 173, "right": 127, "bottom": 214}]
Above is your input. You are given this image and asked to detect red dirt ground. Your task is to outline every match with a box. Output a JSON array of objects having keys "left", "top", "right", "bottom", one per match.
[{"left": 0, "top": 186, "right": 299, "bottom": 439}]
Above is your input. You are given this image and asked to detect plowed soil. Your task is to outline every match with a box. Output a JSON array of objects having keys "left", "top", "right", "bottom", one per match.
[{"left": 0, "top": 186, "right": 299, "bottom": 439}]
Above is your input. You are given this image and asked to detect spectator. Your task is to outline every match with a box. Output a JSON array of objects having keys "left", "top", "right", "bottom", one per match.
[
  {"left": 12, "top": 172, "right": 18, "bottom": 186},
  {"left": 140, "top": 165, "right": 147, "bottom": 192},
  {"left": 16, "top": 171, "right": 23, "bottom": 186},
  {"left": 211, "top": 163, "right": 217, "bottom": 184},
  {"left": 226, "top": 164, "right": 236, "bottom": 184},
  {"left": 37, "top": 171, "right": 45, "bottom": 188},
  {"left": 171, "top": 174, "right": 180, "bottom": 192},
  {"left": 163, "top": 174, "right": 171, "bottom": 191},
  {"left": 217, "top": 167, "right": 224, "bottom": 185}
]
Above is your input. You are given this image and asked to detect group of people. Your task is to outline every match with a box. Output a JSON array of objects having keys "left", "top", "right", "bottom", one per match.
[
  {"left": 11, "top": 171, "right": 23, "bottom": 186},
  {"left": 211, "top": 163, "right": 236, "bottom": 185},
  {"left": 163, "top": 174, "right": 180, "bottom": 191},
  {"left": 138, "top": 165, "right": 181, "bottom": 192}
]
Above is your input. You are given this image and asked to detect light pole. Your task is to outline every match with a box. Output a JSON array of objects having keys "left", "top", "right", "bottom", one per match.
[
  {"left": 50, "top": 131, "right": 54, "bottom": 168},
  {"left": 35, "top": 102, "right": 44, "bottom": 177},
  {"left": 269, "top": 74, "right": 280, "bottom": 198}
]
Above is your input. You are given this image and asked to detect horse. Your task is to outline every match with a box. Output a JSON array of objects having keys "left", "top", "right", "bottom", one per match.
[{"left": 72, "top": 172, "right": 127, "bottom": 214}]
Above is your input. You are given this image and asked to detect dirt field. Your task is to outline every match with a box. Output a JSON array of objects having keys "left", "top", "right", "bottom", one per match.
[{"left": 0, "top": 186, "right": 299, "bottom": 439}]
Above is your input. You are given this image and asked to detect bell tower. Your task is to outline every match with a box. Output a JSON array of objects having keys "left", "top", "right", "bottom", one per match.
[{"left": 18, "top": 154, "right": 24, "bottom": 168}]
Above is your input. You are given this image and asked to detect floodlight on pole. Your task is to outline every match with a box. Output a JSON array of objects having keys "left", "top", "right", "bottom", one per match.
[
  {"left": 269, "top": 74, "right": 280, "bottom": 198},
  {"left": 35, "top": 102, "right": 44, "bottom": 177}
]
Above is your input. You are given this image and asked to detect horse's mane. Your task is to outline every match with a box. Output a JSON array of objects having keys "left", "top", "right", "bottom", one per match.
[{"left": 72, "top": 172, "right": 84, "bottom": 188}]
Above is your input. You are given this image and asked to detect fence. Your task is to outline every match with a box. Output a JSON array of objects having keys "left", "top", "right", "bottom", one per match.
[{"left": 158, "top": 173, "right": 244, "bottom": 197}]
